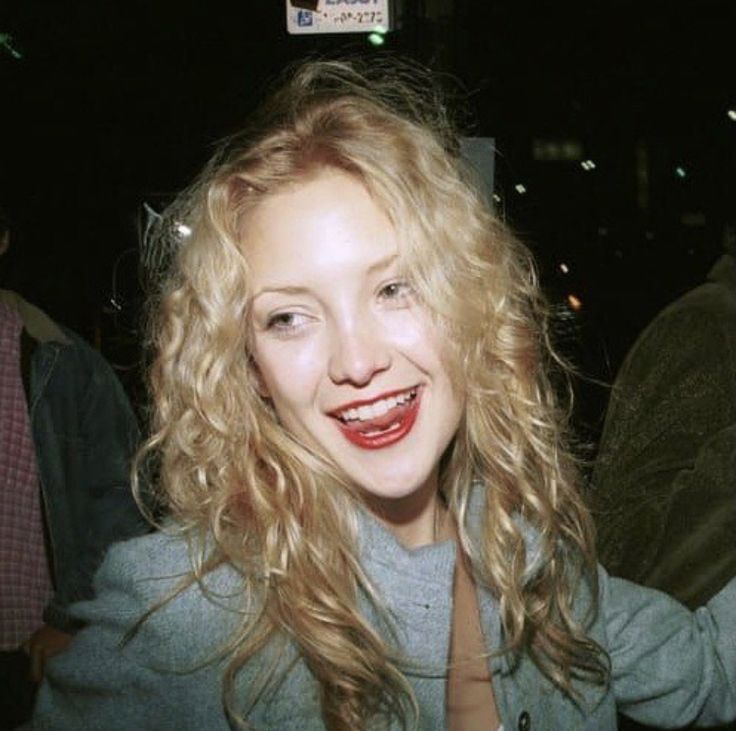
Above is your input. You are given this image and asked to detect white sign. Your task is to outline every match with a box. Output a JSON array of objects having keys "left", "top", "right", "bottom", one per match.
[{"left": 286, "top": 0, "right": 392, "bottom": 35}]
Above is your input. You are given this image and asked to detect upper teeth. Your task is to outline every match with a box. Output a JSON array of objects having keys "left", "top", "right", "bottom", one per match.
[{"left": 337, "top": 389, "right": 416, "bottom": 423}]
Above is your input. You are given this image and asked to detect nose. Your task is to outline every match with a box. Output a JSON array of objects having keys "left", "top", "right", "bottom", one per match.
[{"left": 327, "top": 315, "right": 391, "bottom": 387}]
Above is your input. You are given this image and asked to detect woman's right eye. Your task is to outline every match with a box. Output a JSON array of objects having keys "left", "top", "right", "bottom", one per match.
[{"left": 266, "top": 311, "right": 308, "bottom": 334}]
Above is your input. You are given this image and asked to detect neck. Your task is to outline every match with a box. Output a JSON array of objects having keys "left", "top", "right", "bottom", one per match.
[{"left": 366, "top": 473, "right": 451, "bottom": 549}]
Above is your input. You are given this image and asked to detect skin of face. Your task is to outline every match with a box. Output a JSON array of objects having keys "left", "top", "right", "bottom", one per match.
[{"left": 246, "top": 169, "right": 464, "bottom": 544}]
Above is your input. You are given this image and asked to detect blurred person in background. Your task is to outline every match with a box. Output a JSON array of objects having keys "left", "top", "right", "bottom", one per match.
[
  {"left": 0, "top": 207, "right": 148, "bottom": 729},
  {"left": 591, "top": 221, "right": 736, "bottom": 731}
]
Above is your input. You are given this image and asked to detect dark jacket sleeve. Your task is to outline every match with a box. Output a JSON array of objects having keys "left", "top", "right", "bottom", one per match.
[
  {"left": 33, "top": 332, "right": 149, "bottom": 631},
  {"left": 591, "top": 301, "right": 736, "bottom": 609}
]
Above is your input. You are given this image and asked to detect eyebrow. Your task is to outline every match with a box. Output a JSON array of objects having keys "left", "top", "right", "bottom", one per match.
[
  {"left": 251, "top": 285, "right": 312, "bottom": 302},
  {"left": 367, "top": 253, "right": 399, "bottom": 275},
  {"left": 251, "top": 253, "right": 400, "bottom": 302}
]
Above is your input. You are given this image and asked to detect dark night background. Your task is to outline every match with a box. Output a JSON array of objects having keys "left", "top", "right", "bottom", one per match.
[{"left": 1, "top": 1, "right": 734, "bottom": 441}]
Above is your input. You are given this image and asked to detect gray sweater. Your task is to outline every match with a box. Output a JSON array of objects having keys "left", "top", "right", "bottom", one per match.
[{"left": 30, "top": 505, "right": 736, "bottom": 730}]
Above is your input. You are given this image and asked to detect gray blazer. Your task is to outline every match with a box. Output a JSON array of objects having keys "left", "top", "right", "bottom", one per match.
[{"left": 30, "top": 505, "right": 736, "bottom": 730}]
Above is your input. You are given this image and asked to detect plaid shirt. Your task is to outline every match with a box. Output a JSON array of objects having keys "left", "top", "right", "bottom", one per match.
[{"left": 0, "top": 301, "right": 53, "bottom": 649}]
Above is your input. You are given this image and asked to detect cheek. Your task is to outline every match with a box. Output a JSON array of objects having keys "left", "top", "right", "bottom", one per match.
[
  {"left": 255, "top": 340, "right": 325, "bottom": 408},
  {"left": 388, "top": 311, "right": 447, "bottom": 369}
]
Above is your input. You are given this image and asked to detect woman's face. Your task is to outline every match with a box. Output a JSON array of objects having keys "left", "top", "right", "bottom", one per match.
[{"left": 246, "top": 169, "right": 463, "bottom": 512}]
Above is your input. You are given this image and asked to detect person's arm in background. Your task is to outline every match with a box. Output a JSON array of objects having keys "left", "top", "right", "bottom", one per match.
[{"left": 26, "top": 332, "right": 150, "bottom": 680}]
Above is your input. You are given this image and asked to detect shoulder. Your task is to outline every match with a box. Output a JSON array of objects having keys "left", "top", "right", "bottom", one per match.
[
  {"left": 34, "top": 327, "right": 135, "bottom": 418},
  {"left": 31, "top": 530, "right": 251, "bottom": 730},
  {"left": 0, "top": 289, "right": 69, "bottom": 343},
  {"left": 90, "top": 527, "right": 244, "bottom": 600},
  {"left": 91, "top": 529, "right": 196, "bottom": 594},
  {"left": 49, "top": 327, "right": 117, "bottom": 378},
  {"left": 76, "top": 530, "right": 246, "bottom": 654},
  {"left": 631, "top": 281, "right": 736, "bottom": 360},
  {"left": 609, "top": 283, "right": 736, "bottom": 409}
]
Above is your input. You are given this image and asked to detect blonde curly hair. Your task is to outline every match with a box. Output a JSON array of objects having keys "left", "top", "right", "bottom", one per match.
[{"left": 138, "top": 56, "right": 606, "bottom": 730}]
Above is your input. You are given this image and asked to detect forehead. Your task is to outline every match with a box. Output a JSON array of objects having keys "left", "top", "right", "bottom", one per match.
[{"left": 242, "top": 170, "right": 400, "bottom": 286}]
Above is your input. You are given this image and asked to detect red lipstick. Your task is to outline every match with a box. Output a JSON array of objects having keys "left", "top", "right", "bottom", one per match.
[{"left": 332, "top": 388, "right": 421, "bottom": 450}]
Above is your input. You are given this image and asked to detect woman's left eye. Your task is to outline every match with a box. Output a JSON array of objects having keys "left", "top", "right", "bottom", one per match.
[{"left": 378, "top": 280, "right": 412, "bottom": 302}]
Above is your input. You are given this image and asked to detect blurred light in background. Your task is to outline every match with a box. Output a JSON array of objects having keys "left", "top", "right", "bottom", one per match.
[
  {"left": 368, "top": 26, "right": 387, "bottom": 46},
  {"left": 567, "top": 294, "right": 582, "bottom": 311},
  {"left": 532, "top": 139, "right": 583, "bottom": 161},
  {"left": 514, "top": 183, "right": 527, "bottom": 194},
  {"left": 0, "top": 32, "right": 23, "bottom": 59}
]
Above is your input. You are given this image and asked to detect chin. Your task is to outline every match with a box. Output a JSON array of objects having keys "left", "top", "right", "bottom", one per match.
[{"left": 350, "top": 461, "right": 439, "bottom": 504}]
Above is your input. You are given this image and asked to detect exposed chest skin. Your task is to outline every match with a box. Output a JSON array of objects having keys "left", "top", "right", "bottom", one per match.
[{"left": 447, "top": 541, "right": 500, "bottom": 731}]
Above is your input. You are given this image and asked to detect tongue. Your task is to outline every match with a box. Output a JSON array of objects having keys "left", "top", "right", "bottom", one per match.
[{"left": 343, "top": 401, "right": 411, "bottom": 434}]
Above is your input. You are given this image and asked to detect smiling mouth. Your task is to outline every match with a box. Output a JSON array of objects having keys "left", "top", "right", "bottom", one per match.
[{"left": 330, "top": 387, "right": 421, "bottom": 450}]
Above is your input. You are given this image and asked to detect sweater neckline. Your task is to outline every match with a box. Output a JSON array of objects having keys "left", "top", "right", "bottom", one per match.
[{"left": 356, "top": 505, "right": 458, "bottom": 584}]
